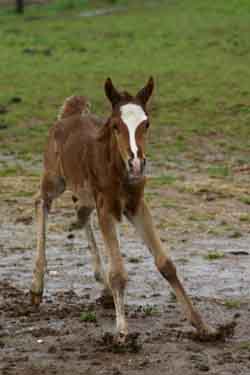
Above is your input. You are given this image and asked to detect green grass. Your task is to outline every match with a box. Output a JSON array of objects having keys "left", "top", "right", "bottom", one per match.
[
  {"left": 149, "top": 174, "right": 178, "bottom": 188},
  {"left": 142, "top": 304, "right": 159, "bottom": 316},
  {"left": 128, "top": 256, "right": 143, "bottom": 263},
  {"left": 13, "top": 190, "right": 35, "bottom": 197},
  {"left": 204, "top": 251, "right": 225, "bottom": 260},
  {"left": 1, "top": 0, "right": 250, "bottom": 167},
  {"left": 224, "top": 299, "right": 241, "bottom": 309},
  {"left": 238, "top": 341, "right": 250, "bottom": 350},
  {"left": 207, "top": 165, "right": 230, "bottom": 178},
  {"left": 188, "top": 212, "right": 215, "bottom": 222},
  {"left": 240, "top": 196, "right": 250, "bottom": 205},
  {"left": 80, "top": 311, "right": 97, "bottom": 322},
  {"left": 170, "top": 291, "right": 177, "bottom": 302},
  {"left": 239, "top": 214, "right": 250, "bottom": 223},
  {"left": 0, "top": 165, "right": 26, "bottom": 177}
]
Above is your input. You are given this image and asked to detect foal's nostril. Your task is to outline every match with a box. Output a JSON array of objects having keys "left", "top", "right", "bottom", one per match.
[
  {"left": 141, "top": 158, "right": 146, "bottom": 173},
  {"left": 128, "top": 158, "right": 133, "bottom": 169}
]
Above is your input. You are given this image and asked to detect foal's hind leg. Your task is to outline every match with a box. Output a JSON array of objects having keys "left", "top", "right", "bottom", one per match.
[
  {"left": 127, "top": 199, "right": 213, "bottom": 338},
  {"left": 85, "top": 218, "right": 113, "bottom": 305},
  {"left": 30, "top": 173, "right": 65, "bottom": 305},
  {"left": 72, "top": 198, "right": 112, "bottom": 300}
]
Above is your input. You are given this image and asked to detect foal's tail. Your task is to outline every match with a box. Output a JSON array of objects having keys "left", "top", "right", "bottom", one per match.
[{"left": 57, "top": 95, "right": 91, "bottom": 120}]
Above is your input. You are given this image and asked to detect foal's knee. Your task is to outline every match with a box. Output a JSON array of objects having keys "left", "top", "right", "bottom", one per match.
[{"left": 156, "top": 256, "right": 177, "bottom": 282}]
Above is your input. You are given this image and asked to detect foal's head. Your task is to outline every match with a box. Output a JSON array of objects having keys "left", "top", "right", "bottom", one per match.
[{"left": 104, "top": 77, "right": 154, "bottom": 183}]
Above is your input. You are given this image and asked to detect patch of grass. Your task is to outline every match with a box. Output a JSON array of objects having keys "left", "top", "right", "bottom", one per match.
[
  {"left": 238, "top": 341, "right": 250, "bottom": 350},
  {"left": 170, "top": 291, "right": 177, "bottom": 302},
  {"left": 188, "top": 212, "right": 215, "bottom": 221},
  {"left": 161, "top": 199, "right": 179, "bottom": 209},
  {"left": 207, "top": 165, "right": 230, "bottom": 178},
  {"left": 128, "top": 256, "right": 143, "bottom": 263},
  {"left": 142, "top": 304, "right": 159, "bottom": 317},
  {"left": 204, "top": 251, "right": 225, "bottom": 260},
  {"left": 149, "top": 174, "right": 177, "bottom": 188},
  {"left": 207, "top": 227, "right": 225, "bottom": 236},
  {"left": 224, "top": 299, "right": 241, "bottom": 309},
  {"left": 80, "top": 311, "right": 97, "bottom": 322},
  {"left": 240, "top": 196, "right": 250, "bottom": 205},
  {"left": 13, "top": 190, "right": 35, "bottom": 198},
  {"left": 228, "top": 230, "right": 242, "bottom": 238},
  {"left": 51, "top": 0, "right": 88, "bottom": 11},
  {"left": 0, "top": 166, "right": 26, "bottom": 177},
  {"left": 239, "top": 213, "right": 250, "bottom": 223}
]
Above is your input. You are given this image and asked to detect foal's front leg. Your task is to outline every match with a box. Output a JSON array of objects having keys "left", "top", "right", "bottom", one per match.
[
  {"left": 30, "top": 195, "right": 49, "bottom": 305},
  {"left": 97, "top": 205, "right": 128, "bottom": 342},
  {"left": 127, "top": 199, "right": 213, "bottom": 337}
]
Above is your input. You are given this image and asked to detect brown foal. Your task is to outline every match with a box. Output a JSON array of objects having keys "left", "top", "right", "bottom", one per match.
[{"left": 30, "top": 78, "right": 214, "bottom": 342}]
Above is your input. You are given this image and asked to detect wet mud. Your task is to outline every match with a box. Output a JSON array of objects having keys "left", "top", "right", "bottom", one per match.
[{"left": 1, "top": 178, "right": 250, "bottom": 374}]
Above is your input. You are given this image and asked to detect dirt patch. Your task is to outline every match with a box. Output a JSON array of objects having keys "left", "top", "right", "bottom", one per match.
[
  {"left": 0, "top": 280, "right": 249, "bottom": 375},
  {"left": 1, "top": 176, "right": 250, "bottom": 374}
]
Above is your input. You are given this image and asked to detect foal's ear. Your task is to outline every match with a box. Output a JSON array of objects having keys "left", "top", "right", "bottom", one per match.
[
  {"left": 136, "top": 76, "right": 154, "bottom": 106},
  {"left": 104, "top": 78, "right": 121, "bottom": 108}
]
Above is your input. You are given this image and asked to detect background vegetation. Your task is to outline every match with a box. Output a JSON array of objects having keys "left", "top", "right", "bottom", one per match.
[{"left": 1, "top": 0, "right": 250, "bottom": 175}]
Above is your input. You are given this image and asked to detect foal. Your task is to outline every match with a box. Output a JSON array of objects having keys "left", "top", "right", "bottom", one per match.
[{"left": 30, "top": 78, "right": 213, "bottom": 342}]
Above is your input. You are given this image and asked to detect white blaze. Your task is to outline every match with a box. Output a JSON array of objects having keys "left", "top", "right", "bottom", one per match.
[{"left": 120, "top": 103, "right": 147, "bottom": 156}]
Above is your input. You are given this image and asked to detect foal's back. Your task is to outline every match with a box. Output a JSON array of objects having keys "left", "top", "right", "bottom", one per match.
[{"left": 43, "top": 96, "right": 104, "bottom": 191}]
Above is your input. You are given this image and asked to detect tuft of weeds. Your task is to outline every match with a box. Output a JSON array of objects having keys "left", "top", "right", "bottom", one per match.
[
  {"left": 228, "top": 230, "right": 242, "bottom": 239},
  {"left": 224, "top": 300, "right": 241, "bottom": 309},
  {"left": 149, "top": 174, "right": 177, "bottom": 188},
  {"left": 207, "top": 227, "right": 225, "bottom": 236},
  {"left": 239, "top": 214, "right": 250, "bottom": 223},
  {"left": 204, "top": 251, "right": 225, "bottom": 260},
  {"left": 207, "top": 166, "right": 230, "bottom": 178},
  {"left": 170, "top": 291, "right": 177, "bottom": 302},
  {"left": 13, "top": 191, "right": 35, "bottom": 198},
  {"left": 0, "top": 166, "right": 26, "bottom": 177},
  {"left": 188, "top": 212, "right": 215, "bottom": 222},
  {"left": 240, "top": 196, "right": 250, "bottom": 205},
  {"left": 128, "top": 256, "right": 143, "bottom": 264},
  {"left": 161, "top": 199, "right": 179, "bottom": 209},
  {"left": 238, "top": 341, "right": 250, "bottom": 350},
  {"left": 142, "top": 304, "right": 160, "bottom": 317},
  {"left": 80, "top": 311, "right": 97, "bottom": 323}
]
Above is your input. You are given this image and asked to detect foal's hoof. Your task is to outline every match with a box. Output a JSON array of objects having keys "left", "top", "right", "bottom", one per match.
[
  {"left": 30, "top": 290, "right": 43, "bottom": 306},
  {"left": 102, "top": 331, "right": 141, "bottom": 353},
  {"left": 194, "top": 321, "right": 236, "bottom": 342},
  {"left": 96, "top": 293, "right": 115, "bottom": 309},
  {"left": 115, "top": 332, "right": 127, "bottom": 345}
]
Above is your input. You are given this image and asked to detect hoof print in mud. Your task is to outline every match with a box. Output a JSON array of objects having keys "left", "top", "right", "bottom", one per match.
[{"left": 101, "top": 332, "right": 141, "bottom": 353}]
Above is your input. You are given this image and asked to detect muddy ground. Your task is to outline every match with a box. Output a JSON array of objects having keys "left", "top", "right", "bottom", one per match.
[{"left": 0, "top": 171, "right": 250, "bottom": 375}]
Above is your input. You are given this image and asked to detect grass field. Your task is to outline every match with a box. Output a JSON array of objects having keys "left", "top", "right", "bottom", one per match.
[{"left": 1, "top": 0, "right": 250, "bottom": 170}]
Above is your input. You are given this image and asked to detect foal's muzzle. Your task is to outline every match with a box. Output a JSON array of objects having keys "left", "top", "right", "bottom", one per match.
[{"left": 127, "top": 157, "right": 146, "bottom": 182}]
